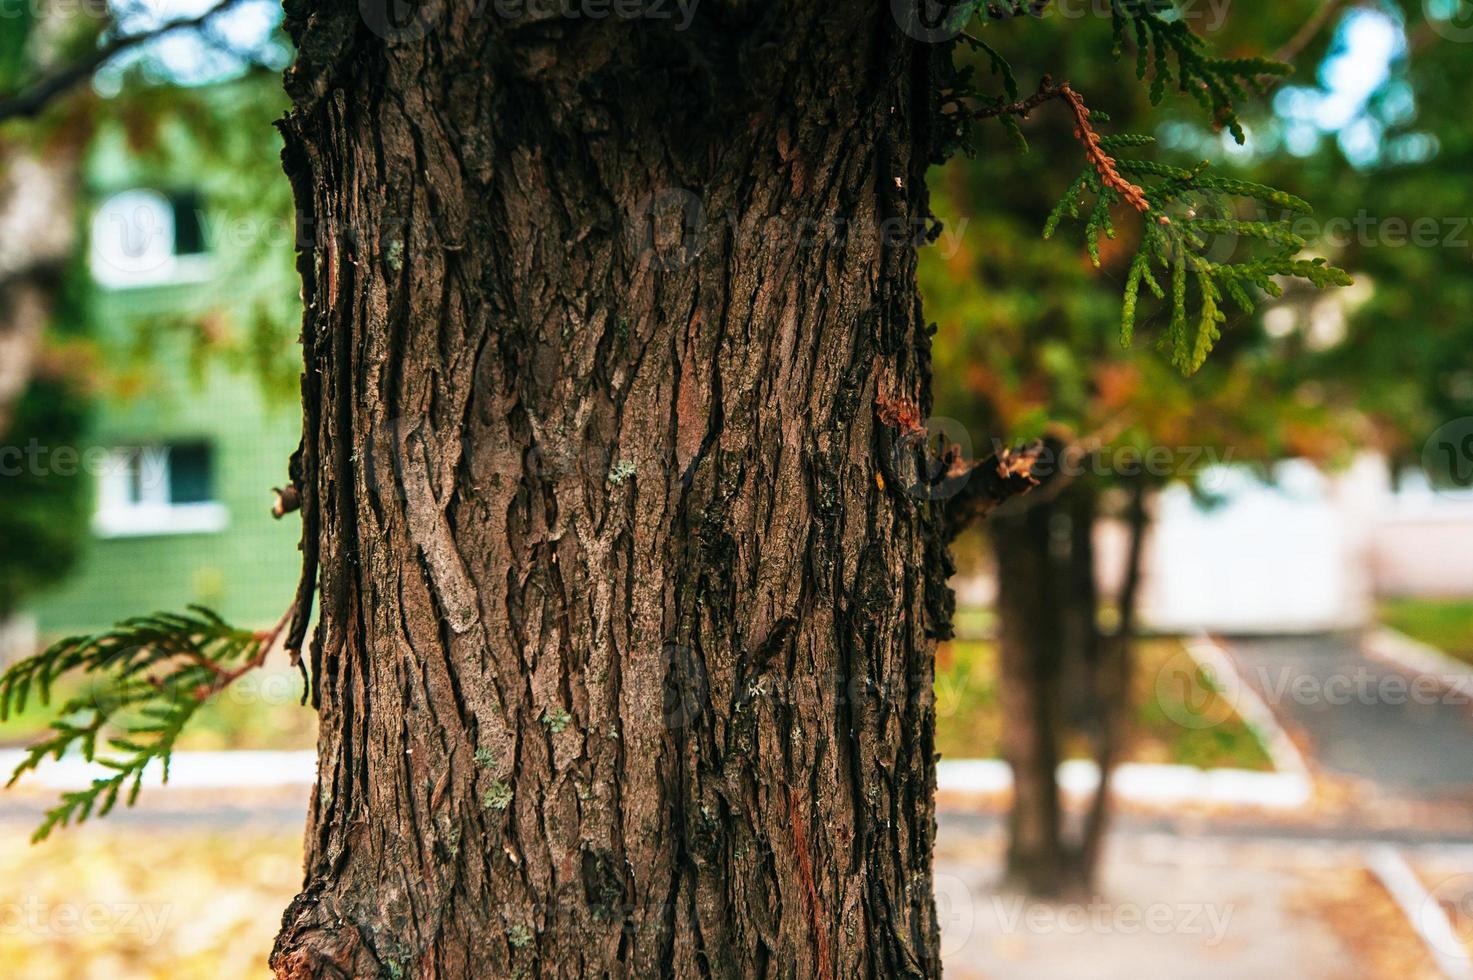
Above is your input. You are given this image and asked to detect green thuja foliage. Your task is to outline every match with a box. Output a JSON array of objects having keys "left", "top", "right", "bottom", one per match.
[
  {"left": 0, "top": 607, "right": 271, "bottom": 841},
  {"left": 1107, "top": 0, "right": 1289, "bottom": 143},
  {"left": 957, "top": 1, "right": 1349, "bottom": 373},
  {"left": 1043, "top": 138, "right": 1351, "bottom": 373},
  {"left": 957, "top": 0, "right": 1287, "bottom": 150},
  {"left": 942, "top": 0, "right": 1288, "bottom": 140}
]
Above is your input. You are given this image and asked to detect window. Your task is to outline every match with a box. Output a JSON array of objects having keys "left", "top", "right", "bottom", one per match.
[
  {"left": 166, "top": 442, "right": 213, "bottom": 504},
  {"left": 169, "top": 190, "right": 207, "bottom": 257},
  {"left": 94, "top": 442, "right": 228, "bottom": 538},
  {"left": 89, "top": 189, "right": 214, "bottom": 289}
]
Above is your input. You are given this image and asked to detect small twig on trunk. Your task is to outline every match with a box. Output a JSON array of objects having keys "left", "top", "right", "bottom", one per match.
[
  {"left": 993, "top": 414, "right": 1135, "bottom": 513},
  {"left": 942, "top": 442, "right": 1045, "bottom": 541},
  {"left": 272, "top": 484, "right": 302, "bottom": 518},
  {"left": 872, "top": 390, "right": 1044, "bottom": 535}
]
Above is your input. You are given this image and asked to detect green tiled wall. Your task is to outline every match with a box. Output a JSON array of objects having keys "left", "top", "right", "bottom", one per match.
[{"left": 29, "top": 336, "right": 303, "bottom": 634}]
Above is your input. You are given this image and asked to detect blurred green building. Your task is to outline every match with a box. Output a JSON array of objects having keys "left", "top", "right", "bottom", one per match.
[{"left": 28, "top": 113, "right": 302, "bottom": 635}]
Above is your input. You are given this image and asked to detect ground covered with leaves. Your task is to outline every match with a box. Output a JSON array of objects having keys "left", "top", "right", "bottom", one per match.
[{"left": 0, "top": 819, "right": 300, "bottom": 979}]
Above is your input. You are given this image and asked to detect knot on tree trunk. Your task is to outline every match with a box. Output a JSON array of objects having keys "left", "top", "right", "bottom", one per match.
[{"left": 271, "top": 896, "right": 378, "bottom": 980}]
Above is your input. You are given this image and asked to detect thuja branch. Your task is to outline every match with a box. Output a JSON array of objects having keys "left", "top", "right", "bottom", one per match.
[
  {"left": 961, "top": 72, "right": 1348, "bottom": 372},
  {"left": 1106, "top": 0, "right": 1291, "bottom": 143},
  {"left": 1056, "top": 84, "right": 1157, "bottom": 218},
  {"left": 979, "top": 0, "right": 1053, "bottom": 20},
  {"left": 959, "top": 2, "right": 1292, "bottom": 146},
  {"left": 0, "top": 603, "right": 295, "bottom": 841},
  {"left": 967, "top": 78, "right": 1162, "bottom": 220},
  {"left": 941, "top": 1, "right": 1341, "bottom": 372},
  {"left": 967, "top": 79, "right": 1063, "bottom": 121},
  {"left": 1045, "top": 137, "right": 1351, "bottom": 373}
]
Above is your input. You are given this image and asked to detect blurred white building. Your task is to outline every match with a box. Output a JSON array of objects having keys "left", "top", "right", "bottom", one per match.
[
  {"left": 959, "top": 455, "right": 1473, "bottom": 635},
  {"left": 1127, "top": 456, "right": 1473, "bottom": 633}
]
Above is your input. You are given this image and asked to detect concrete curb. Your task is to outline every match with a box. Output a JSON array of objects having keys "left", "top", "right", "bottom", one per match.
[
  {"left": 1364, "top": 627, "right": 1473, "bottom": 702},
  {"left": 0, "top": 749, "right": 1313, "bottom": 810},
  {"left": 1185, "top": 633, "right": 1314, "bottom": 779},
  {"left": 1365, "top": 844, "right": 1473, "bottom": 980},
  {"left": 936, "top": 758, "right": 1311, "bottom": 809}
]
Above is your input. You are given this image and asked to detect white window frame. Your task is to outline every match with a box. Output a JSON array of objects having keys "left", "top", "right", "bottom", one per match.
[
  {"left": 89, "top": 189, "right": 214, "bottom": 290},
  {"left": 93, "top": 445, "right": 228, "bottom": 539}
]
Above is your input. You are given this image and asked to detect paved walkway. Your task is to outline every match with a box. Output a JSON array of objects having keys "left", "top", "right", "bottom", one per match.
[
  {"left": 934, "top": 821, "right": 1440, "bottom": 979},
  {"left": 934, "top": 633, "right": 1473, "bottom": 977},
  {"left": 0, "top": 788, "right": 1465, "bottom": 976},
  {"left": 1221, "top": 634, "right": 1473, "bottom": 800}
]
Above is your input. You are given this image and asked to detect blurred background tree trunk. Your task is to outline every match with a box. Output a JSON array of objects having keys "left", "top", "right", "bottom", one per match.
[
  {"left": 992, "top": 471, "right": 1148, "bottom": 897},
  {"left": 0, "top": 0, "right": 99, "bottom": 630},
  {"left": 991, "top": 485, "right": 1069, "bottom": 897},
  {"left": 0, "top": 151, "right": 79, "bottom": 438}
]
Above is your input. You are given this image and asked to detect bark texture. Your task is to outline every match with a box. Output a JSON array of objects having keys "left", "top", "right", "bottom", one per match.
[{"left": 272, "top": 3, "right": 967, "bottom": 976}]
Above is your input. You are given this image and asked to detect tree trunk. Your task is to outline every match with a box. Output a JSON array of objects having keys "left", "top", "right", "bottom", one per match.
[
  {"left": 989, "top": 486, "right": 1067, "bottom": 897},
  {"left": 272, "top": 5, "right": 961, "bottom": 977},
  {"left": 1077, "top": 479, "right": 1147, "bottom": 886},
  {"left": 1060, "top": 483, "right": 1098, "bottom": 746},
  {"left": 0, "top": 151, "right": 78, "bottom": 437},
  {"left": 992, "top": 476, "right": 1150, "bottom": 896}
]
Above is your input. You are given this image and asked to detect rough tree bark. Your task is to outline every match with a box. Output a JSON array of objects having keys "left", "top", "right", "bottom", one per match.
[{"left": 269, "top": 3, "right": 1024, "bottom": 977}]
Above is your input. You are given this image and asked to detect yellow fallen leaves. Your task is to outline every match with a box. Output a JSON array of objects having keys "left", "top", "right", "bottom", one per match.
[
  {"left": 1288, "top": 868, "right": 1442, "bottom": 980},
  {"left": 0, "top": 823, "right": 301, "bottom": 980}
]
